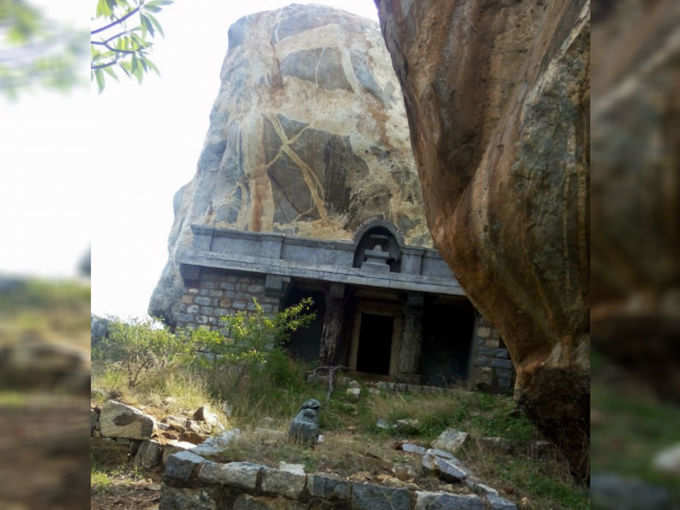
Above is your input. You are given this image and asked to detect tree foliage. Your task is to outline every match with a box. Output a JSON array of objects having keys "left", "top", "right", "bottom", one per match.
[
  {"left": 186, "top": 297, "right": 316, "bottom": 394},
  {"left": 92, "top": 317, "right": 188, "bottom": 388},
  {"left": 93, "top": 298, "right": 315, "bottom": 390},
  {"left": 0, "top": 0, "right": 87, "bottom": 98},
  {"left": 90, "top": 0, "right": 173, "bottom": 92},
  {"left": 188, "top": 297, "right": 316, "bottom": 367}
]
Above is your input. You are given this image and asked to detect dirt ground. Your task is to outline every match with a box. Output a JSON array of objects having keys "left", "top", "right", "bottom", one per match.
[
  {"left": 0, "top": 393, "right": 90, "bottom": 510},
  {"left": 91, "top": 475, "right": 161, "bottom": 510}
]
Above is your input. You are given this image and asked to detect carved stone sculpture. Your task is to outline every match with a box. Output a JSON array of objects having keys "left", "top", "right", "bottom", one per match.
[{"left": 288, "top": 399, "right": 321, "bottom": 447}]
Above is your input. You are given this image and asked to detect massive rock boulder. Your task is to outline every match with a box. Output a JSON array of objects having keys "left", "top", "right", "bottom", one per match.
[
  {"left": 150, "top": 4, "right": 431, "bottom": 323},
  {"left": 374, "top": 0, "right": 590, "bottom": 481},
  {"left": 591, "top": 0, "right": 680, "bottom": 403}
]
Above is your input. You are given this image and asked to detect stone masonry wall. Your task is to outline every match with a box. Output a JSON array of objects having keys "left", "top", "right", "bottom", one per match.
[
  {"left": 468, "top": 315, "right": 515, "bottom": 393},
  {"left": 171, "top": 269, "right": 280, "bottom": 331},
  {"left": 161, "top": 450, "right": 515, "bottom": 510}
]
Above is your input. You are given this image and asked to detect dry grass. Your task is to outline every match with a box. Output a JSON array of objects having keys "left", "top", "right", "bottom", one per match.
[
  {"left": 210, "top": 426, "right": 460, "bottom": 493},
  {"left": 91, "top": 355, "right": 589, "bottom": 509},
  {"left": 91, "top": 365, "right": 231, "bottom": 426}
]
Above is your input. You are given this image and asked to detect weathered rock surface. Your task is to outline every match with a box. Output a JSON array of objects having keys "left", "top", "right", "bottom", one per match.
[
  {"left": 91, "top": 315, "right": 110, "bottom": 347},
  {"left": 190, "top": 428, "right": 240, "bottom": 458},
  {"left": 198, "top": 461, "right": 263, "bottom": 490},
  {"left": 261, "top": 466, "right": 307, "bottom": 498},
  {"left": 415, "top": 491, "right": 485, "bottom": 510},
  {"left": 591, "top": 0, "right": 680, "bottom": 404},
  {"left": 375, "top": 0, "right": 590, "bottom": 481},
  {"left": 164, "top": 450, "right": 206, "bottom": 483},
  {"left": 351, "top": 482, "right": 410, "bottom": 510},
  {"left": 160, "top": 486, "right": 218, "bottom": 510},
  {"left": 150, "top": 4, "right": 432, "bottom": 323},
  {"left": 431, "top": 428, "right": 468, "bottom": 454},
  {"left": 99, "top": 400, "right": 155, "bottom": 440},
  {"left": 135, "top": 439, "right": 164, "bottom": 469}
]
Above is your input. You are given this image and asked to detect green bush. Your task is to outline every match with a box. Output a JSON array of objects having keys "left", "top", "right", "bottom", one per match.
[
  {"left": 92, "top": 318, "right": 188, "bottom": 388},
  {"left": 183, "top": 297, "right": 315, "bottom": 390}
]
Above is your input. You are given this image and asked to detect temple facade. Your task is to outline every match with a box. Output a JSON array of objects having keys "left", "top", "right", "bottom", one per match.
[{"left": 169, "top": 219, "right": 514, "bottom": 393}]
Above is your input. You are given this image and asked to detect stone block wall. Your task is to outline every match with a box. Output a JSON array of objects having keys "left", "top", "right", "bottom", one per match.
[
  {"left": 161, "top": 451, "right": 515, "bottom": 510},
  {"left": 468, "top": 314, "right": 515, "bottom": 393},
  {"left": 171, "top": 269, "right": 281, "bottom": 330}
]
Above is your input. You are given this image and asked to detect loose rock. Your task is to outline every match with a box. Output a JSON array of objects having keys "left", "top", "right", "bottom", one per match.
[
  {"left": 432, "top": 428, "right": 469, "bottom": 454},
  {"left": 135, "top": 440, "right": 163, "bottom": 469},
  {"left": 99, "top": 400, "right": 155, "bottom": 440}
]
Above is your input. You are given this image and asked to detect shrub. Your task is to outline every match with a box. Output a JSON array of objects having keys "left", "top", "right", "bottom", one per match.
[
  {"left": 180, "top": 297, "right": 316, "bottom": 412},
  {"left": 92, "top": 318, "right": 188, "bottom": 388}
]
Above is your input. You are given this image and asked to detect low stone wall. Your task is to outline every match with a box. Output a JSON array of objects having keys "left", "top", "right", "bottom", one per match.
[
  {"left": 171, "top": 269, "right": 280, "bottom": 330},
  {"left": 161, "top": 451, "right": 516, "bottom": 510},
  {"left": 468, "top": 315, "right": 515, "bottom": 393}
]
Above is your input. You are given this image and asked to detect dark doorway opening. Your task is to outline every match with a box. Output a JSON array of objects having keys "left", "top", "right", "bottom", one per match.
[
  {"left": 282, "top": 286, "right": 325, "bottom": 363},
  {"left": 357, "top": 313, "right": 393, "bottom": 375},
  {"left": 420, "top": 299, "right": 475, "bottom": 386}
]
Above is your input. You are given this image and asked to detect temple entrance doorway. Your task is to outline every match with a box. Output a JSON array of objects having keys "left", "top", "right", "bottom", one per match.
[
  {"left": 356, "top": 313, "right": 393, "bottom": 375},
  {"left": 283, "top": 286, "right": 326, "bottom": 363}
]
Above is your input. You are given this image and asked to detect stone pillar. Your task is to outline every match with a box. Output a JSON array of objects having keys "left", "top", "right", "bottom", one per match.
[
  {"left": 264, "top": 274, "right": 290, "bottom": 314},
  {"left": 399, "top": 293, "right": 424, "bottom": 377},
  {"left": 320, "top": 283, "right": 345, "bottom": 366}
]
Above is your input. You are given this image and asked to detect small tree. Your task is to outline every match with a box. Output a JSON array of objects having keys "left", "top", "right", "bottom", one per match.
[
  {"left": 93, "top": 317, "right": 187, "bottom": 388},
  {"left": 186, "top": 297, "right": 316, "bottom": 390}
]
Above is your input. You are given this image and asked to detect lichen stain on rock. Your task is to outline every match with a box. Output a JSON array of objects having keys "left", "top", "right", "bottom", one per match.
[{"left": 150, "top": 4, "right": 431, "bottom": 324}]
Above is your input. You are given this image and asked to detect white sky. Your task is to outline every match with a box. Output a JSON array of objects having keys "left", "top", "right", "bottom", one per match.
[{"left": 0, "top": 1, "right": 379, "bottom": 320}]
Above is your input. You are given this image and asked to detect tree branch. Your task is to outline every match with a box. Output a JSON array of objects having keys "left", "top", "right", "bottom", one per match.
[
  {"left": 91, "top": 40, "right": 136, "bottom": 55},
  {"left": 91, "top": 6, "right": 141, "bottom": 36},
  {"left": 91, "top": 57, "right": 119, "bottom": 70},
  {"left": 101, "top": 30, "right": 133, "bottom": 45}
]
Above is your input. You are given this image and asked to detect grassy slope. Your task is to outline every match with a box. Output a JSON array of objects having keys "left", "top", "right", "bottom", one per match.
[{"left": 92, "top": 358, "right": 589, "bottom": 509}]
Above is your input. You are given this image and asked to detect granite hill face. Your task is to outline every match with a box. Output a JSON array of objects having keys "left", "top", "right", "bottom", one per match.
[{"left": 150, "top": 4, "right": 431, "bottom": 322}]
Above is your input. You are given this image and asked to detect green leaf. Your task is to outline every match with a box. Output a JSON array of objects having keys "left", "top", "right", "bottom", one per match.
[
  {"left": 95, "top": 68, "right": 105, "bottom": 93},
  {"left": 103, "top": 66, "right": 119, "bottom": 81},
  {"left": 140, "top": 13, "right": 155, "bottom": 37},
  {"left": 130, "top": 33, "right": 146, "bottom": 49},
  {"left": 145, "top": 12, "right": 165, "bottom": 37},
  {"left": 131, "top": 55, "right": 143, "bottom": 83},
  {"left": 147, "top": 0, "right": 174, "bottom": 7},
  {"left": 143, "top": 5, "right": 162, "bottom": 13},
  {"left": 143, "top": 56, "right": 160, "bottom": 76},
  {"left": 96, "top": 0, "right": 112, "bottom": 17},
  {"left": 120, "top": 60, "right": 132, "bottom": 77}
]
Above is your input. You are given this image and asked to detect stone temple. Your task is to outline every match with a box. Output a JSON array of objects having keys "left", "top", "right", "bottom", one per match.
[{"left": 149, "top": 4, "right": 514, "bottom": 392}]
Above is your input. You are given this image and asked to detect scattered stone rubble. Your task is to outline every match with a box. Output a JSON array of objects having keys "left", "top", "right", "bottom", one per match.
[
  {"left": 158, "top": 421, "right": 517, "bottom": 509},
  {"left": 91, "top": 399, "right": 235, "bottom": 471},
  {"left": 92, "top": 398, "right": 518, "bottom": 509}
]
